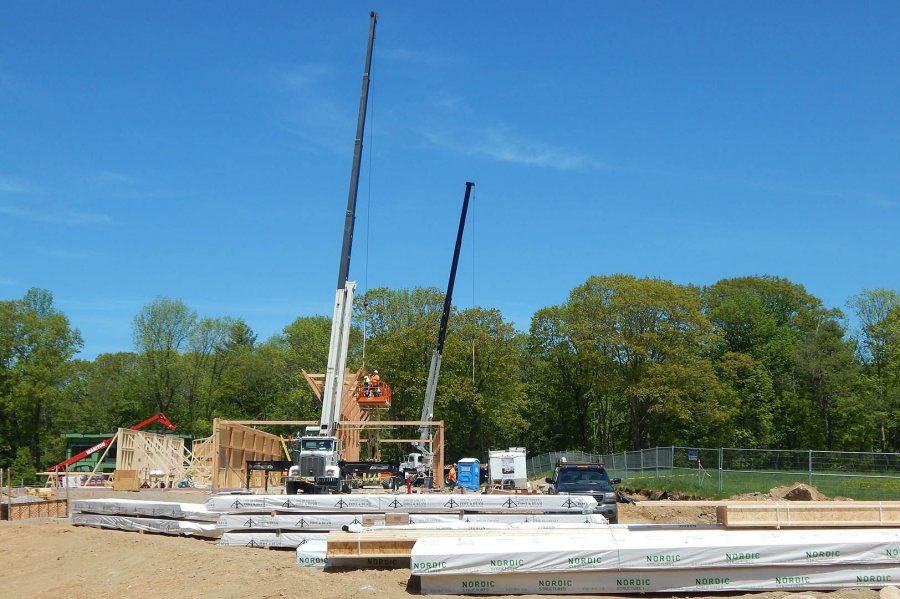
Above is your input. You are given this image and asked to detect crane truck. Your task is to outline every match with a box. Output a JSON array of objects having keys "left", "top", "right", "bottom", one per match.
[
  {"left": 285, "top": 12, "right": 383, "bottom": 495},
  {"left": 399, "top": 181, "right": 474, "bottom": 485}
]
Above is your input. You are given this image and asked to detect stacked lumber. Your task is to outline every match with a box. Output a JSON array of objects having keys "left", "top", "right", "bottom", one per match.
[
  {"left": 412, "top": 527, "right": 900, "bottom": 594},
  {"left": 718, "top": 501, "right": 900, "bottom": 528},
  {"left": 71, "top": 498, "right": 221, "bottom": 538},
  {"left": 205, "top": 493, "right": 597, "bottom": 514},
  {"left": 72, "top": 497, "right": 218, "bottom": 521},
  {"left": 206, "top": 492, "right": 601, "bottom": 551},
  {"left": 71, "top": 513, "right": 220, "bottom": 538},
  {"left": 218, "top": 512, "right": 606, "bottom": 533}
]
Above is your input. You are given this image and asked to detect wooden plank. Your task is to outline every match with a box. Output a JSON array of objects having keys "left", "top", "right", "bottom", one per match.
[{"left": 717, "top": 501, "right": 900, "bottom": 528}]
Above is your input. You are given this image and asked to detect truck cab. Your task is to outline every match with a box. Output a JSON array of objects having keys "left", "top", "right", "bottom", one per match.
[
  {"left": 545, "top": 461, "right": 621, "bottom": 524},
  {"left": 286, "top": 435, "right": 343, "bottom": 494},
  {"left": 400, "top": 452, "right": 427, "bottom": 474}
]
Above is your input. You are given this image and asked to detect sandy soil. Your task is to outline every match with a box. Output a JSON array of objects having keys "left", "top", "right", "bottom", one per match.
[{"left": 0, "top": 487, "right": 887, "bottom": 599}]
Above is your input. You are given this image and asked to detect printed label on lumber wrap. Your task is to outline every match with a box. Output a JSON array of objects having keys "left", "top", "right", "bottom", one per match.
[
  {"left": 219, "top": 531, "right": 327, "bottom": 548},
  {"left": 418, "top": 565, "right": 900, "bottom": 595}
]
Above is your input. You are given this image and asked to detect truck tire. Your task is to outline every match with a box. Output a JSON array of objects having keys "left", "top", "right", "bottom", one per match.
[
  {"left": 341, "top": 482, "right": 352, "bottom": 494},
  {"left": 286, "top": 480, "right": 300, "bottom": 495}
]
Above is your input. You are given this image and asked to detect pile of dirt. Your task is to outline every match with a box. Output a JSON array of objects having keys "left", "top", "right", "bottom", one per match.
[
  {"left": 769, "top": 482, "right": 830, "bottom": 501},
  {"left": 728, "top": 483, "right": 831, "bottom": 502}
]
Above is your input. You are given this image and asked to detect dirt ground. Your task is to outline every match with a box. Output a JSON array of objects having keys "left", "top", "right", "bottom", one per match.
[{"left": 0, "top": 486, "right": 889, "bottom": 599}]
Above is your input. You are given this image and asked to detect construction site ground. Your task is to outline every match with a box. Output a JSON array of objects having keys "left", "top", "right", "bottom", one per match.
[{"left": 0, "top": 487, "right": 891, "bottom": 599}]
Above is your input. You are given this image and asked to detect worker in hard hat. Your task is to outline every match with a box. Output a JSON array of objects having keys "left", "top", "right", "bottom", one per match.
[
  {"left": 363, "top": 374, "right": 372, "bottom": 397},
  {"left": 371, "top": 370, "right": 381, "bottom": 396}
]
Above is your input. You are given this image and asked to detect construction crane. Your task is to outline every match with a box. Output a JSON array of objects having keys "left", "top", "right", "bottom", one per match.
[
  {"left": 46, "top": 412, "right": 176, "bottom": 472},
  {"left": 285, "top": 12, "right": 377, "bottom": 495},
  {"left": 401, "top": 182, "right": 474, "bottom": 481}
]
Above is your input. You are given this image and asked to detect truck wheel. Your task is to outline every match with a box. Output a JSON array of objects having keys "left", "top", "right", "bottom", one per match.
[
  {"left": 341, "top": 482, "right": 352, "bottom": 494},
  {"left": 286, "top": 481, "right": 299, "bottom": 495}
]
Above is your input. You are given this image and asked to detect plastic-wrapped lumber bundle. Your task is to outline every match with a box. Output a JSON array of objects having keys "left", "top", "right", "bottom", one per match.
[
  {"left": 296, "top": 540, "right": 410, "bottom": 569},
  {"left": 206, "top": 493, "right": 597, "bottom": 514},
  {"left": 418, "top": 564, "right": 900, "bottom": 595},
  {"left": 411, "top": 528, "right": 900, "bottom": 576},
  {"left": 219, "top": 531, "right": 327, "bottom": 548},
  {"left": 217, "top": 513, "right": 371, "bottom": 531},
  {"left": 71, "top": 513, "right": 221, "bottom": 538},
  {"left": 71, "top": 498, "right": 218, "bottom": 521}
]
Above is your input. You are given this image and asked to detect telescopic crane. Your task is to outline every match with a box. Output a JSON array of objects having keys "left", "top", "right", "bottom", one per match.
[
  {"left": 401, "top": 182, "right": 474, "bottom": 480},
  {"left": 285, "top": 12, "right": 376, "bottom": 494}
]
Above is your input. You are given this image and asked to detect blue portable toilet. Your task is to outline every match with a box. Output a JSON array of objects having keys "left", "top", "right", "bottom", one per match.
[{"left": 456, "top": 458, "right": 480, "bottom": 491}]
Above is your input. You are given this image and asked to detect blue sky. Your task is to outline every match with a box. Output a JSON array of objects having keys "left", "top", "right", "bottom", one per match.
[{"left": 2, "top": 3, "right": 898, "bottom": 358}]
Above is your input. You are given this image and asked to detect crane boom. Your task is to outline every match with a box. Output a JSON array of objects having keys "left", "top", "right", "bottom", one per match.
[
  {"left": 319, "top": 11, "right": 377, "bottom": 437},
  {"left": 415, "top": 181, "right": 474, "bottom": 455}
]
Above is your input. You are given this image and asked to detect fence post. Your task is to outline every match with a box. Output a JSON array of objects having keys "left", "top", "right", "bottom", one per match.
[
  {"left": 718, "top": 448, "right": 723, "bottom": 494},
  {"left": 655, "top": 447, "right": 659, "bottom": 478},
  {"left": 808, "top": 450, "right": 813, "bottom": 486}
]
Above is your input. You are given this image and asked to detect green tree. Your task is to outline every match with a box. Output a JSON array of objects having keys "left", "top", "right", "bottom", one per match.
[
  {"left": 0, "top": 289, "right": 82, "bottom": 468},
  {"left": 132, "top": 297, "right": 196, "bottom": 414},
  {"left": 360, "top": 288, "right": 526, "bottom": 461},
  {"left": 793, "top": 317, "right": 859, "bottom": 450},
  {"left": 702, "top": 276, "right": 838, "bottom": 449},
  {"left": 566, "top": 275, "right": 720, "bottom": 450},
  {"left": 11, "top": 446, "right": 39, "bottom": 486},
  {"left": 847, "top": 289, "right": 900, "bottom": 451}
]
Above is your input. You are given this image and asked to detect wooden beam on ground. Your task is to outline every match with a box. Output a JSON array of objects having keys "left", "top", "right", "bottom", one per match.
[{"left": 717, "top": 501, "right": 900, "bottom": 528}]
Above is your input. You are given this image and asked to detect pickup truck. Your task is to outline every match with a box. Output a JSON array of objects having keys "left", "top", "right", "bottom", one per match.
[{"left": 545, "top": 462, "right": 621, "bottom": 524}]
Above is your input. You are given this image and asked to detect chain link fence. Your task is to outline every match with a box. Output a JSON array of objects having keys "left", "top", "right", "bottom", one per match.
[{"left": 526, "top": 447, "right": 900, "bottom": 500}]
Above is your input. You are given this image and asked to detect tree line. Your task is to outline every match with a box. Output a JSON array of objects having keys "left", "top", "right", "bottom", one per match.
[{"left": 2, "top": 275, "right": 899, "bottom": 481}]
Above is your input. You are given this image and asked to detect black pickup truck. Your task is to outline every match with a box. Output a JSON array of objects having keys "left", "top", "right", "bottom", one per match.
[{"left": 545, "top": 462, "right": 621, "bottom": 524}]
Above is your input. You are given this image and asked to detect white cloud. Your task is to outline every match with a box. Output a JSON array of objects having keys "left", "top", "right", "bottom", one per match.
[
  {"left": 381, "top": 47, "right": 454, "bottom": 69},
  {"left": 88, "top": 170, "right": 138, "bottom": 186},
  {"left": 32, "top": 246, "right": 98, "bottom": 259},
  {"left": 0, "top": 175, "right": 37, "bottom": 194},
  {"left": 0, "top": 203, "right": 111, "bottom": 225},
  {"left": 270, "top": 64, "right": 354, "bottom": 154},
  {"left": 424, "top": 126, "right": 609, "bottom": 172}
]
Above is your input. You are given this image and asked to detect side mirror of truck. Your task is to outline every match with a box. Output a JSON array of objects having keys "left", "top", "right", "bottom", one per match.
[
  {"left": 544, "top": 477, "right": 553, "bottom": 484},
  {"left": 611, "top": 477, "right": 621, "bottom": 485}
]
